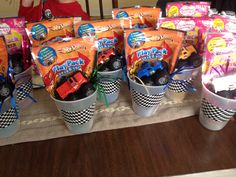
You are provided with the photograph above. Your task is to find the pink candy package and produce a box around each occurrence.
[166,1,210,17]
[158,17,213,48]
[212,16,236,33]
[0,17,31,71]
[202,32,236,84]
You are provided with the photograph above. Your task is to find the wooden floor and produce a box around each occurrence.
[0,116,236,177]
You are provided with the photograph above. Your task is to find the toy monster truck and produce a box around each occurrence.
[98,48,124,72]
[55,72,95,101]
[136,60,169,86]
[177,45,203,68]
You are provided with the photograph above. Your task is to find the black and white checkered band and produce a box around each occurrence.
[0,107,18,128]
[16,79,33,101]
[168,80,192,93]
[201,98,236,122]
[131,89,165,108]
[98,80,121,95]
[61,103,96,125]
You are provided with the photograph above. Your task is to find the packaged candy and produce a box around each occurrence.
[31,38,97,99]
[166,1,210,17]
[0,17,31,72]
[0,37,8,79]
[212,16,236,33]
[158,17,213,48]
[113,6,161,28]
[202,32,236,85]
[26,17,77,47]
[74,19,125,71]
[125,28,184,81]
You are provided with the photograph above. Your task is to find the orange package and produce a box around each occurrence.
[74,19,124,59]
[112,6,161,28]
[124,28,184,76]
[0,37,8,79]
[26,17,79,47]
[31,38,97,96]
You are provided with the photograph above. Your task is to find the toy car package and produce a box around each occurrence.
[0,17,31,71]
[26,17,78,47]
[166,1,210,17]
[74,19,124,68]
[31,37,97,97]
[202,32,236,84]
[0,37,8,79]
[158,17,213,48]
[112,6,161,28]
[124,28,185,77]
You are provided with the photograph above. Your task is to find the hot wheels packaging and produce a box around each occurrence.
[112,6,161,28]
[166,1,211,17]
[26,17,78,47]
[0,17,31,72]
[31,38,97,99]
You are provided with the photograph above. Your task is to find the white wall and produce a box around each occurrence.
[0,0,157,18]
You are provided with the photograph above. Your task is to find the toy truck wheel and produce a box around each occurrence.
[98,63,109,72]
[64,91,81,101]
[11,54,23,75]
[161,60,169,71]
[188,53,203,68]
[108,55,122,71]
[0,83,12,99]
[79,82,95,98]
[138,76,154,86]
[153,70,169,86]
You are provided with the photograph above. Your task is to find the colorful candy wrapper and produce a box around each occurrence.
[0,37,8,79]
[31,38,97,97]
[125,28,184,75]
[0,17,31,71]
[212,16,236,33]
[113,6,161,28]
[26,17,78,47]
[166,1,211,17]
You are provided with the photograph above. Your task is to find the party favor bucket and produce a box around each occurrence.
[199,83,236,131]
[15,67,34,109]
[52,89,97,134]
[0,91,19,138]
[98,69,122,104]
[128,74,166,117]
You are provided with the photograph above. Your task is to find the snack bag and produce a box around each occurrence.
[166,1,210,17]
[0,17,31,71]
[0,37,8,79]
[125,28,184,77]
[31,38,97,97]
[74,19,124,66]
[212,16,236,33]
[26,17,77,47]
[158,17,213,47]
[202,32,236,84]
[113,6,161,28]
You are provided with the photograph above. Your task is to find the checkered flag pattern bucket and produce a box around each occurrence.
[168,80,193,93]
[16,79,33,101]
[98,80,121,95]
[201,98,236,122]
[131,89,165,108]
[0,106,18,129]
[61,103,96,125]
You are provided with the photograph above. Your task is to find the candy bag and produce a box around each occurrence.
[26,17,78,47]
[212,16,236,33]
[31,37,97,98]
[166,1,210,17]
[0,37,8,79]
[113,6,161,28]
[125,28,184,76]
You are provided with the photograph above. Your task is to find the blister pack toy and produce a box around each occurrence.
[26,17,78,47]
[125,28,184,86]
[112,6,161,28]
[202,32,236,99]
[0,17,31,73]
[31,38,97,100]
[74,19,125,72]
[166,1,210,17]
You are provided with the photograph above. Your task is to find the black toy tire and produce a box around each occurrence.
[108,55,122,71]
[139,76,154,86]
[79,82,95,98]
[153,70,170,86]
[0,83,12,99]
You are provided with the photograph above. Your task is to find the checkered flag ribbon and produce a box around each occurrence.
[168,79,193,93]
[131,89,165,108]
[98,80,121,95]
[61,103,96,125]
[0,106,19,129]
[201,98,236,122]
[16,79,33,101]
